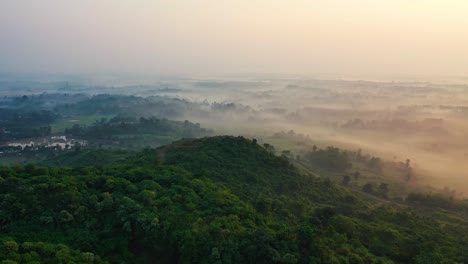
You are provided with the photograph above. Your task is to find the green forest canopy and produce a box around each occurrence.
[0,136,467,263]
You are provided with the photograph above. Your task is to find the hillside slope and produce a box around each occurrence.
[159,136,347,204]
[0,136,466,263]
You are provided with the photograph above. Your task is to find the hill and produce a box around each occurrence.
[158,136,347,204]
[0,136,467,263]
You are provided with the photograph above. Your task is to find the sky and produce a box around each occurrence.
[1,0,468,77]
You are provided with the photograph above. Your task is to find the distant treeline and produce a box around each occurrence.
[65,116,213,148]
[0,109,56,142]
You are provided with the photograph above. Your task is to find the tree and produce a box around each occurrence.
[362,183,374,193]
[405,159,411,169]
[378,183,389,198]
[342,175,351,186]
[281,150,291,158]
[356,148,363,160]
[353,171,360,180]
[308,146,351,172]
[74,142,81,152]
[263,143,275,154]
[367,157,383,173]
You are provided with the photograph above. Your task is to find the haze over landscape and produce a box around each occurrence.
[2,0,468,77]
[1,1,468,263]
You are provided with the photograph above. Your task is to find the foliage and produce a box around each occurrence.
[41,149,133,167]
[0,136,467,263]
[0,238,107,264]
[303,147,352,172]
[0,109,56,142]
[65,116,212,149]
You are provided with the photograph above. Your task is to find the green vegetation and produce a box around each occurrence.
[1,93,216,166]
[0,109,56,142]
[0,238,106,264]
[51,114,115,133]
[1,136,466,263]
[286,144,427,200]
[303,146,352,172]
[41,148,133,167]
[65,116,213,149]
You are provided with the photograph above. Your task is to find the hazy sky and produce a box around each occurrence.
[1,0,468,77]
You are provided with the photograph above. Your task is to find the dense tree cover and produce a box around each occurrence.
[0,94,88,112]
[1,163,261,263]
[406,192,468,213]
[160,136,315,202]
[0,110,56,127]
[55,95,154,116]
[65,116,213,149]
[41,148,133,167]
[349,149,384,174]
[0,136,467,263]
[0,109,56,142]
[159,137,468,263]
[0,93,250,151]
[0,238,107,264]
[0,144,87,166]
[0,108,213,166]
[54,94,205,120]
[302,147,352,172]
[2,93,256,126]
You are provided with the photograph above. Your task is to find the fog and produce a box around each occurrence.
[2,73,467,194]
[2,2,468,262]
[166,77,468,195]
[155,77,468,195]
[1,1,468,193]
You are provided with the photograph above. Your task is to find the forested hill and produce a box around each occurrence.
[0,136,467,263]
[158,136,344,203]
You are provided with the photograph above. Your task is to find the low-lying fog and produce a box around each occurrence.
[2,74,468,194]
[223,78,468,195]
